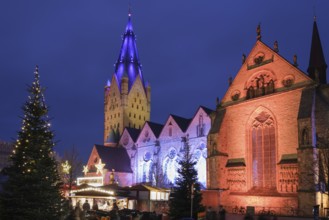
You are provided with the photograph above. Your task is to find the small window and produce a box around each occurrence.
[139,99,141,104]
[129,113,131,117]
[118,113,120,117]
[139,115,141,120]
[169,127,172,136]
[134,114,136,118]
[137,105,139,109]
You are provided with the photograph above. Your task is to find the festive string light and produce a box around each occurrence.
[71,187,114,196]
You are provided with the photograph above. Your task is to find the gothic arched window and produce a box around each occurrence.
[251,111,277,190]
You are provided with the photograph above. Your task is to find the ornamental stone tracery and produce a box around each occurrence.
[279,165,298,193]
[246,72,276,99]
[250,110,277,191]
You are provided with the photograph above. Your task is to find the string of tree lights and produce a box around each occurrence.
[0,66,65,219]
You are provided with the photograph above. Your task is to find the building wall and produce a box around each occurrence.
[129,108,211,188]
[104,75,150,143]
[204,40,325,215]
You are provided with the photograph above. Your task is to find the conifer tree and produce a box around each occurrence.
[0,66,64,219]
[169,136,204,219]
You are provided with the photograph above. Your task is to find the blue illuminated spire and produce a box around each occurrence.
[114,12,144,90]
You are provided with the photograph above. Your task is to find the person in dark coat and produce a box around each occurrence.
[82,200,91,212]
[218,205,226,220]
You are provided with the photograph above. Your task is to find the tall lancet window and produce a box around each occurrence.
[251,111,276,190]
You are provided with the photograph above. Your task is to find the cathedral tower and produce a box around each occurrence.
[104,13,151,145]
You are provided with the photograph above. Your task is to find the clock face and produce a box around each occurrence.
[123,135,129,146]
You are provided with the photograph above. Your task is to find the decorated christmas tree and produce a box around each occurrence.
[0,66,64,219]
[169,136,204,219]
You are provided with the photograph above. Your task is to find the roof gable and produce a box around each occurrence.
[128,74,147,97]
[186,106,213,137]
[94,145,132,173]
[119,128,138,148]
[86,146,101,170]
[221,40,314,105]
[136,122,157,144]
[159,115,191,139]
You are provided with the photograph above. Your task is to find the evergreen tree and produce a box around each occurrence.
[0,66,64,219]
[169,136,204,219]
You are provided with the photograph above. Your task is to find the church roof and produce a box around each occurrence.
[94,145,132,173]
[113,14,144,91]
[125,127,141,142]
[209,109,226,134]
[170,115,191,132]
[307,19,327,84]
[298,87,315,119]
[146,121,164,138]
[199,106,214,115]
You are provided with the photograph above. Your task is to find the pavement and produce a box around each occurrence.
[223,213,314,220]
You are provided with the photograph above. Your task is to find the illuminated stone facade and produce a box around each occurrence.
[103,14,150,144]
[85,14,212,190]
[121,107,212,188]
[205,21,329,216]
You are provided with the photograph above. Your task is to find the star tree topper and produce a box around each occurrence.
[95,159,105,175]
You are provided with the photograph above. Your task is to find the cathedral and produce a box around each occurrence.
[82,13,329,217]
[83,13,211,189]
[205,21,329,216]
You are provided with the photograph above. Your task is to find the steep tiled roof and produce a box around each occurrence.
[113,14,145,91]
[200,106,214,115]
[171,115,191,132]
[209,109,226,134]
[95,145,132,173]
[307,20,327,84]
[298,87,315,119]
[125,127,141,142]
[147,121,163,138]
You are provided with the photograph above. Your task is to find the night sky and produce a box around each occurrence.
[1,1,329,164]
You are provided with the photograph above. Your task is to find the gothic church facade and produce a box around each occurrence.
[205,21,329,216]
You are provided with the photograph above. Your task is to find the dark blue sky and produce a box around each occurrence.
[1,1,328,163]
